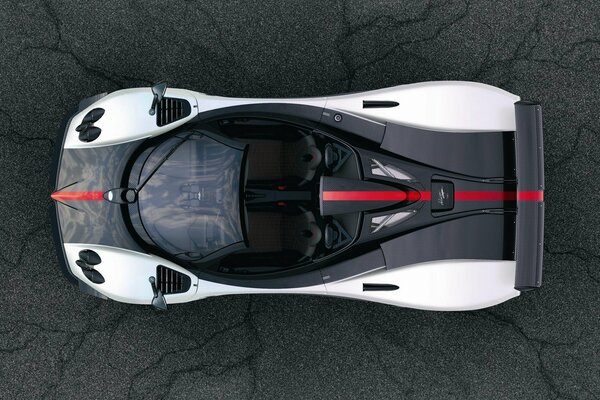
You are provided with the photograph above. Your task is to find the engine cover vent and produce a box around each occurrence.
[156,97,191,127]
[156,265,191,294]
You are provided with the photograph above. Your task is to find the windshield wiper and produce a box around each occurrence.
[136,134,191,192]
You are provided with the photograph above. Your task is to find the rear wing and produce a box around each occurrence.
[514,101,545,291]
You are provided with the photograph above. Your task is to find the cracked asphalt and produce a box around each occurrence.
[1,0,599,399]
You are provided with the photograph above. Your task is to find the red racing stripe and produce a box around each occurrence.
[455,191,516,201]
[323,191,408,201]
[516,191,544,201]
[454,191,544,201]
[322,190,543,202]
[51,191,105,201]
[416,191,430,201]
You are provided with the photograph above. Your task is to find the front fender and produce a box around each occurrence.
[63,88,198,149]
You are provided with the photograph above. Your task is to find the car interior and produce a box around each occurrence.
[127,117,363,275]
[213,117,361,273]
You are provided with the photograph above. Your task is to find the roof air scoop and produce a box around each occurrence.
[370,211,416,233]
[324,143,352,173]
[370,159,414,181]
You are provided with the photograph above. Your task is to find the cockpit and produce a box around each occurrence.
[126,118,362,275]
[130,132,247,262]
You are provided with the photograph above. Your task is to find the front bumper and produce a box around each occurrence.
[49,93,107,289]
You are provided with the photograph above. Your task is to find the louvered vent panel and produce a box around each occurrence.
[156,97,191,126]
[156,265,191,294]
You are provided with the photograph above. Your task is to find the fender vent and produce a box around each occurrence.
[156,97,191,127]
[363,100,399,108]
[363,283,399,291]
[156,265,191,294]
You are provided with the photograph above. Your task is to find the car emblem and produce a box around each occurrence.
[438,187,448,206]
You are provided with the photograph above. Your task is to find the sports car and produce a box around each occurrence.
[50,81,544,311]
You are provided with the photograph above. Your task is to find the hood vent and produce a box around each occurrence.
[156,97,191,127]
[156,265,191,294]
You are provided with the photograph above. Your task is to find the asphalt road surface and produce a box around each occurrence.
[1,1,599,399]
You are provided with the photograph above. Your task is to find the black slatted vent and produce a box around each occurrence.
[156,97,191,127]
[156,265,191,294]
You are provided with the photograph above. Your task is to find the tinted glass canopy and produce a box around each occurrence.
[137,132,246,260]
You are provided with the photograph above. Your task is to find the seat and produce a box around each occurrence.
[245,135,322,183]
[245,210,322,258]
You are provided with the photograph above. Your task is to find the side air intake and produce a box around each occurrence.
[156,265,191,294]
[156,98,191,127]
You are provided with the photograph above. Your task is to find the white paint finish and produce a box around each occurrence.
[64,81,518,149]
[63,244,519,310]
[64,88,199,149]
[195,279,327,299]
[191,82,519,133]
[63,244,198,305]
[324,81,520,132]
[64,90,327,149]
[323,260,520,311]
[192,260,518,311]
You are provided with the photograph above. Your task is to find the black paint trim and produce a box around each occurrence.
[320,249,385,283]
[320,109,386,143]
[362,100,399,108]
[363,283,399,291]
[514,202,544,290]
[194,103,387,145]
[380,213,515,270]
[514,101,544,192]
[194,103,325,124]
[196,269,325,289]
[514,101,544,290]
[381,123,515,178]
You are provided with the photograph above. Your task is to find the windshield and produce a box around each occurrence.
[135,131,246,261]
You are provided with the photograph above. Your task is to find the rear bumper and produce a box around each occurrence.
[514,101,545,291]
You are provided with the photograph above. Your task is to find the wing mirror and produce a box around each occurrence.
[148,82,168,115]
[149,276,167,311]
